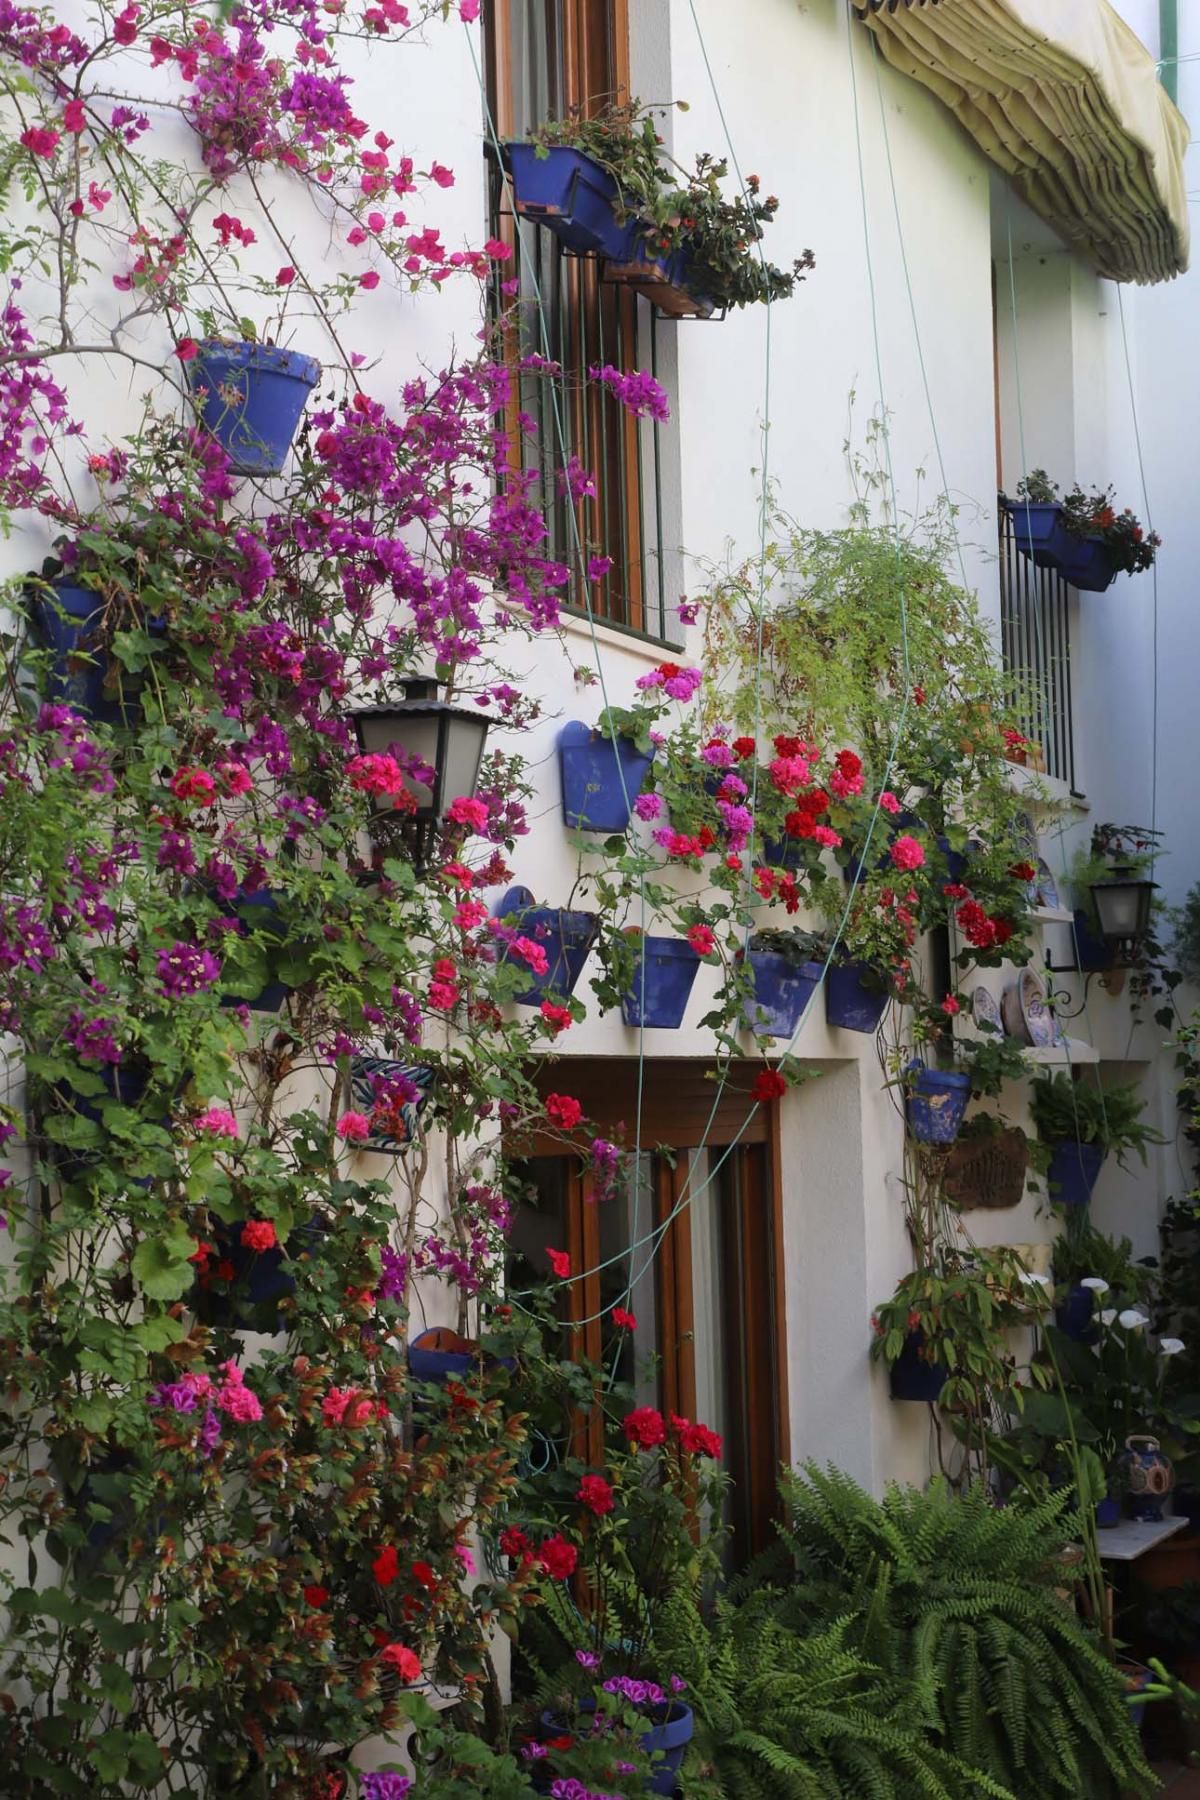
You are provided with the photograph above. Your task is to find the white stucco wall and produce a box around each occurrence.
[7,0,1189,1511]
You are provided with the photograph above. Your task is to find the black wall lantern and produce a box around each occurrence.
[1089,862,1157,961]
[352,678,491,869]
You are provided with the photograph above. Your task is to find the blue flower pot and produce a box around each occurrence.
[1122,1660,1153,1729]
[1070,909,1115,973]
[889,1331,948,1402]
[198,1217,325,1332]
[762,832,805,869]
[905,1066,970,1145]
[622,935,701,1029]
[558,720,655,832]
[1055,1282,1098,1344]
[1117,1435,1175,1523]
[29,580,151,725]
[1046,1139,1106,1208]
[607,238,715,318]
[743,950,822,1039]
[188,340,319,475]
[540,1698,693,1797]
[825,961,889,1034]
[506,145,640,259]
[1096,1494,1122,1529]
[1061,535,1120,593]
[495,886,599,1005]
[1006,500,1071,569]
[218,887,292,1013]
[408,1327,514,1384]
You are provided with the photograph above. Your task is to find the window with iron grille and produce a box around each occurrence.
[483,0,674,641]
[998,501,1077,790]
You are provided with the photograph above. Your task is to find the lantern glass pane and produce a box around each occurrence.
[1093,882,1140,939]
[442,713,489,808]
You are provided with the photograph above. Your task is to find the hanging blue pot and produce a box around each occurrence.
[506,144,641,260]
[28,580,150,726]
[495,886,599,1005]
[622,935,701,1029]
[1005,500,1072,569]
[217,887,293,1013]
[1046,1138,1106,1208]
[608,239,715,318]
[188,340,320,475]
[1061,535,1120,593]
[743,950,822,1039]
[905,1065,970,1145]
[558,720,655,832]
[540,1698,693,1798]
[1054,1282,1098,1343]
[1069,908,1115,972]
[825,960,889,1034]
[408,1326,514,1384]
[197,1216,326,1332]
[889,1331,948,1402]
[762,832,805,870]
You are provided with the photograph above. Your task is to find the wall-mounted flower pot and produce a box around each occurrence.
[762,832,805,870]
[348,1054,433,1152]
[942,1126,1029,1211]
[621,935,700,1029]
[606,240,715,319]
[558,720,655,832]
[1005,499,1071,569]
[1120,1660,1154,1729]
[1071,908,1116,972]
[51,1060,161,1180]
[905,1066,970,1145]
[743,949,822,1039]
[1054,1282,1098,1344]
[407,1326,514,1384]
[29,581,141,726]
[825,960,889,1034]
[194,1217,326,1333]
[889,1331,948,1402]
[496,886,599,1005]
[217,887,292,1013]
[1061,535,1120,593]
[1046,1138,1106,1208]
[505,144,639,259]
[188,340,320,475]
[1095,1494,1122,1529]
[540,1698,693,1798]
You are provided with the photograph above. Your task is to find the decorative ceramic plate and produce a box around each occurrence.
[349,1055,433,1152]
[1017,969,1057,1048]
[1035,858,1059,910]
[972,985,1003,1036]
[1000,981,1028,1044]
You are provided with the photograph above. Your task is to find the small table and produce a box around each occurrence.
[1097,1515,1190,1563]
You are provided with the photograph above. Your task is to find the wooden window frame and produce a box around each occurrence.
[483,0,656,636]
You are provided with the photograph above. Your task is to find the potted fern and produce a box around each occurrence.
[1031,1073,1163,1208]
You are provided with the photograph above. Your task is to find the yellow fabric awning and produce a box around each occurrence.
[856,0,1190,283]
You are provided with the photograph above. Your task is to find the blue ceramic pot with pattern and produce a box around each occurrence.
[1116,1434,1175,1523]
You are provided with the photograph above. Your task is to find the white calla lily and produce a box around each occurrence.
[1079,1277,1109,1293]
[1159,1337,1186,1356]
[1099,1309,1118,1327]
[1117,1308,1150,1330]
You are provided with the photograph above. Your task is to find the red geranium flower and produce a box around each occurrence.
[499,1526,532,1561]
[303,1584,329,1608]
[373,1544,399,1587]
[380,1642,421,1682]
[545,1093,583,1131]
[751,1069,787,1103]
[623,1406,666,1449]
[547,1247,570,1279]
[538,1534,578,1580]
[577,1473,615,1516]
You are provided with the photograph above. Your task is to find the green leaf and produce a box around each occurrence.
[131,1315,186,1352]
[98,1661,135,1712]
[131,1220,196,1300]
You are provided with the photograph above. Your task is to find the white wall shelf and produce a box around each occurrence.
[1023,1037,1101,1066]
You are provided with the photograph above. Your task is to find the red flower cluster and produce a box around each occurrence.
[576,1473,614,1516]
[751,1068,788,1103]
[537,1534,577,1580]
[955,898,1014,951]
[545,1092,583,1130]
[671,1414,723,1459]
[623,1406,666,1449]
